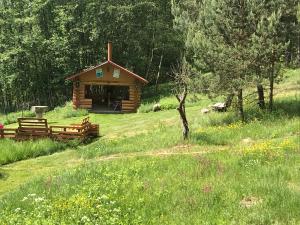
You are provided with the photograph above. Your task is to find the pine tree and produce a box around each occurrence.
[172,0,292,118]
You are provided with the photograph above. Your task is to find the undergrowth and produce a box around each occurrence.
[0,139,79,165]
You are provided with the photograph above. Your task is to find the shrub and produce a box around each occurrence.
[49,102,88,119]
[0,111,35,125]
[0,139,78,165]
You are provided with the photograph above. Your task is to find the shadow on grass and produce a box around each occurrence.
[0,171,8,181]
[47,122,59,125]
[190,132,228,146]
[273,98,300,117]
[207,97,300,127]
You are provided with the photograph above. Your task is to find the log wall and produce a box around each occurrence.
[72,64,143,113]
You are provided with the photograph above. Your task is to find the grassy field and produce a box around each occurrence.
[0,68,299,224]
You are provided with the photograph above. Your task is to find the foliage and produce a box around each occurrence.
[172,0,299,119]
[138,94,210,113]
[0,0,183,113]
[0,111,35,125]
[48,102,88,119]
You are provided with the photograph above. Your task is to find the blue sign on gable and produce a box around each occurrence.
[96,69,103,78]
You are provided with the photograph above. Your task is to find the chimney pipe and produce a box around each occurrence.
[108,42,112,61]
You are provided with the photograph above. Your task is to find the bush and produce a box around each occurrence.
[0,111,35,125]
[49,102,88,119]
[0,139,79,165]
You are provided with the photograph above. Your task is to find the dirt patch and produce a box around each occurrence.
[162,144,197,153]
[241,138,254,145]
[240,196,263,208]
[202,184,213,193]
[196,155,213,167]
[216,162,225,175]
[0,171,8,180]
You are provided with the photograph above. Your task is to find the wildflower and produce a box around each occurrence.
[14,208,21,213]
[100,194,109,200]
[28,194,36,197]
[81,216,90,222]
[34,197,45,202]
[21,197,28,202]
[113,208,121,213]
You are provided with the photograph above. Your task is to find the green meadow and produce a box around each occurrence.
[0,69,299,224]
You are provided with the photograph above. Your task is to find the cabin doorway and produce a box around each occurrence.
[85,85,129,112]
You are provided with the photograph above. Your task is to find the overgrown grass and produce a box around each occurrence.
[0,139,78,165]
[0,102,88,127]
[139,82,221,113]
[82,124,182,158]
[0,146,299,224]
[190,101,300,146]
[0,69,299,224]
[46,102,88,120]
[0,111,35,125]
[138,94,219,113]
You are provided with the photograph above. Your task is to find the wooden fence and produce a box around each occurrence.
[0,117,99,141]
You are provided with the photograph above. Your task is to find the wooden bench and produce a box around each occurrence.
[0,128,17,139]
[0,117,99,141]
[71,117,99,137]
[16,118,50,140]
[50,117,99,141]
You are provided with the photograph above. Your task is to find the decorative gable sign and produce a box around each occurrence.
[113,69,120,78]
[96,68,103,78]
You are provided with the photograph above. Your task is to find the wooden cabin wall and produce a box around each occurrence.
[121,85,137,112]
[79,64,135,84]
[72,82,80,108]
[73,64,143,112]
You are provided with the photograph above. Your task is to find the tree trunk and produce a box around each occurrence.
[176,86,189,140]
[155,54,163,93]
[225,93,234,109]
[237,89,244,121]
[269,61,275,111]
[145,48,156,80]
[257,84,265,109]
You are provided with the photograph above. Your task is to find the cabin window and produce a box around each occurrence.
[113,69,120,78]
[96,68,103,78]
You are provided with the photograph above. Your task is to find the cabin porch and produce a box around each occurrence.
[73,82,141,113]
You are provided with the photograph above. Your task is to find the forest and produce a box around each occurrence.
[0,0,299,114]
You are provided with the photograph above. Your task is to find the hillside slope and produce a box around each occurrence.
[0,69,299,224]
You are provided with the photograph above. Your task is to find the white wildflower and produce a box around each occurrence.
[81,216,90,222]
[21,197,28,202]
[34,197,45,202]
[14,208,21,213]
[28,194,36,197]
[100,194,109,200]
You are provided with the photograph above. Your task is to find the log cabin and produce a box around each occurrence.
[66,42,148,113]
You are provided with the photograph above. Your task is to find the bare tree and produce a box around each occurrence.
[172,59,190,140]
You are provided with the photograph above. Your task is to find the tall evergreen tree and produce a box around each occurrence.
[172,0,293,118]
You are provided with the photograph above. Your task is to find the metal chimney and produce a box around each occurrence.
[108,42,112,61]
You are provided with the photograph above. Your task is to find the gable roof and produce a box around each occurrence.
[66,60,148,84]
